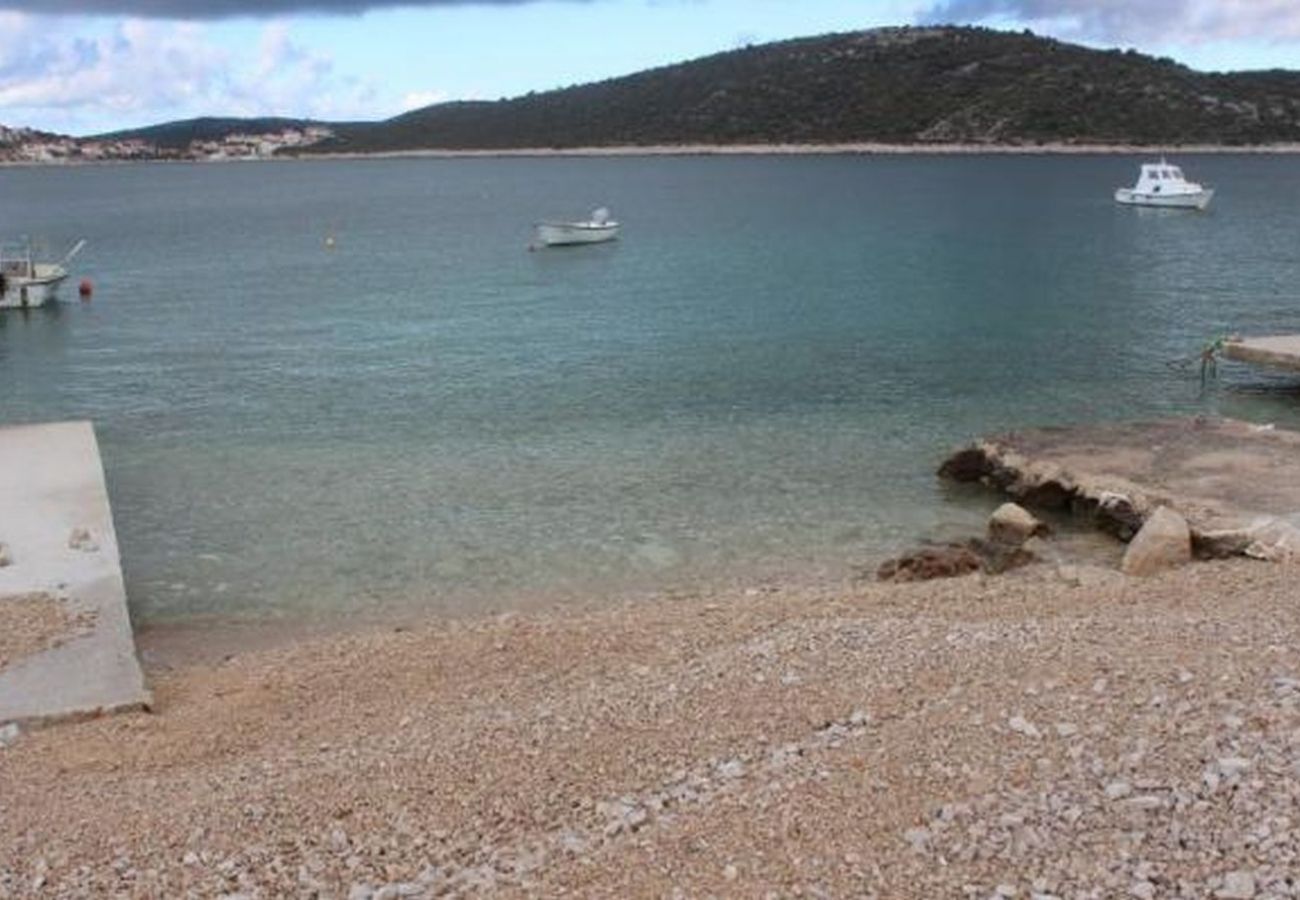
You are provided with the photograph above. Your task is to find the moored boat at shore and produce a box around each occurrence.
[0,239,85,309]
[533,208,620,247]
[1114,160,1213,210]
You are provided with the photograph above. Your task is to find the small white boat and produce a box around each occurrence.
[533,208,620,247]
[1114,160,1213,210]
[0,239,84,309]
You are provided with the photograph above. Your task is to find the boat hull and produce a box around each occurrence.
[0,269,67,309]
[1114,187,1214,210]
[534,222,620,247]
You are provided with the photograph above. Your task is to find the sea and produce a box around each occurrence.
[3,153,1300,625]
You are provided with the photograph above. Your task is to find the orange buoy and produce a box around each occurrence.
[78,278,94,299]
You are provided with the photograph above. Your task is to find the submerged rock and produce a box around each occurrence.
[877,536,1040,582]
[1121,507,1192,577]
[877,545,982,582]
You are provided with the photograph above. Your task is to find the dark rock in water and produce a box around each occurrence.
[937,447,993,483]
[1019,481,1072,511]
[877,545,982,582]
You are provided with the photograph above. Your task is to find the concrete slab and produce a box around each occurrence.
[940,417,1300,560]
[1223,335,1300,373]
[0,422,148,725]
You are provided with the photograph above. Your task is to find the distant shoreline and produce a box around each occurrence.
[298,141,1300,160]
[6,141,1300,168]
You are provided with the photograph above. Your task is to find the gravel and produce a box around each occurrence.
[0,592,93,674]
[3,560,1300,896]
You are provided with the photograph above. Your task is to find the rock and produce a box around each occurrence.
[1121,507,1192,576]
[967,537,1038,575]
[0,542,10,567]
[1196,527,1257,559]
[877,544,982,582]
[1200,518,1300,561]
[989,502,1048,544]
[0,723,20,748]
[1094,491,1145,541]
[1216,872,1257,899]
[937,446,994,482]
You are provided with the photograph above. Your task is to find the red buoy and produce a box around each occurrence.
[79,279,93,300]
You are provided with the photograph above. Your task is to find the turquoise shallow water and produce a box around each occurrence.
[3,154,1300,623]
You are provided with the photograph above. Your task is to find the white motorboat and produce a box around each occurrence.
[1114,160,1213,210]
[0,239,84,309]
[533,208,620,247]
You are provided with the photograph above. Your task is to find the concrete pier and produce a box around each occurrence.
[1223,335,1300,373]
[0,422,148,725]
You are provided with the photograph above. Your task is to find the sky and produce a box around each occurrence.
[0,0,1298,136]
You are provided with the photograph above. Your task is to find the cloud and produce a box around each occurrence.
[0,15,385,132]
[0,0,560,19]
[400,88,449,110]
[921,0,1300,44]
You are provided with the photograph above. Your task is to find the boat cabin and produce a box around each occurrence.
[1133,162,1191,194]
[0,243,35,280]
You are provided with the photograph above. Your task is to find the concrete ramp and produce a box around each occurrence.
[1223,335,1300,373]
[0,422,148,725]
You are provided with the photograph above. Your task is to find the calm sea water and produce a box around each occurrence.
[3,154,1300,623]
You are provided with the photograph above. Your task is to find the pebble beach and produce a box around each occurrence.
[3,558,1300,898]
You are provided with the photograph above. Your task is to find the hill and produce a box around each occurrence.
[305,26,1300,153]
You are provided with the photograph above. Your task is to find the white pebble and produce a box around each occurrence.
[1008,715,1041,739]
[1216,871,1257,899]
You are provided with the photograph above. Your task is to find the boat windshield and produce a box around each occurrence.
[0,243,32,278]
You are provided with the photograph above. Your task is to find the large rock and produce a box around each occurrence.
[988,502,1047,544]
[1121,507,1192,576]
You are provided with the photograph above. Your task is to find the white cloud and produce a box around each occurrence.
[0,15,387,133]
[400,88,449,111]
[923,0,1300,44]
